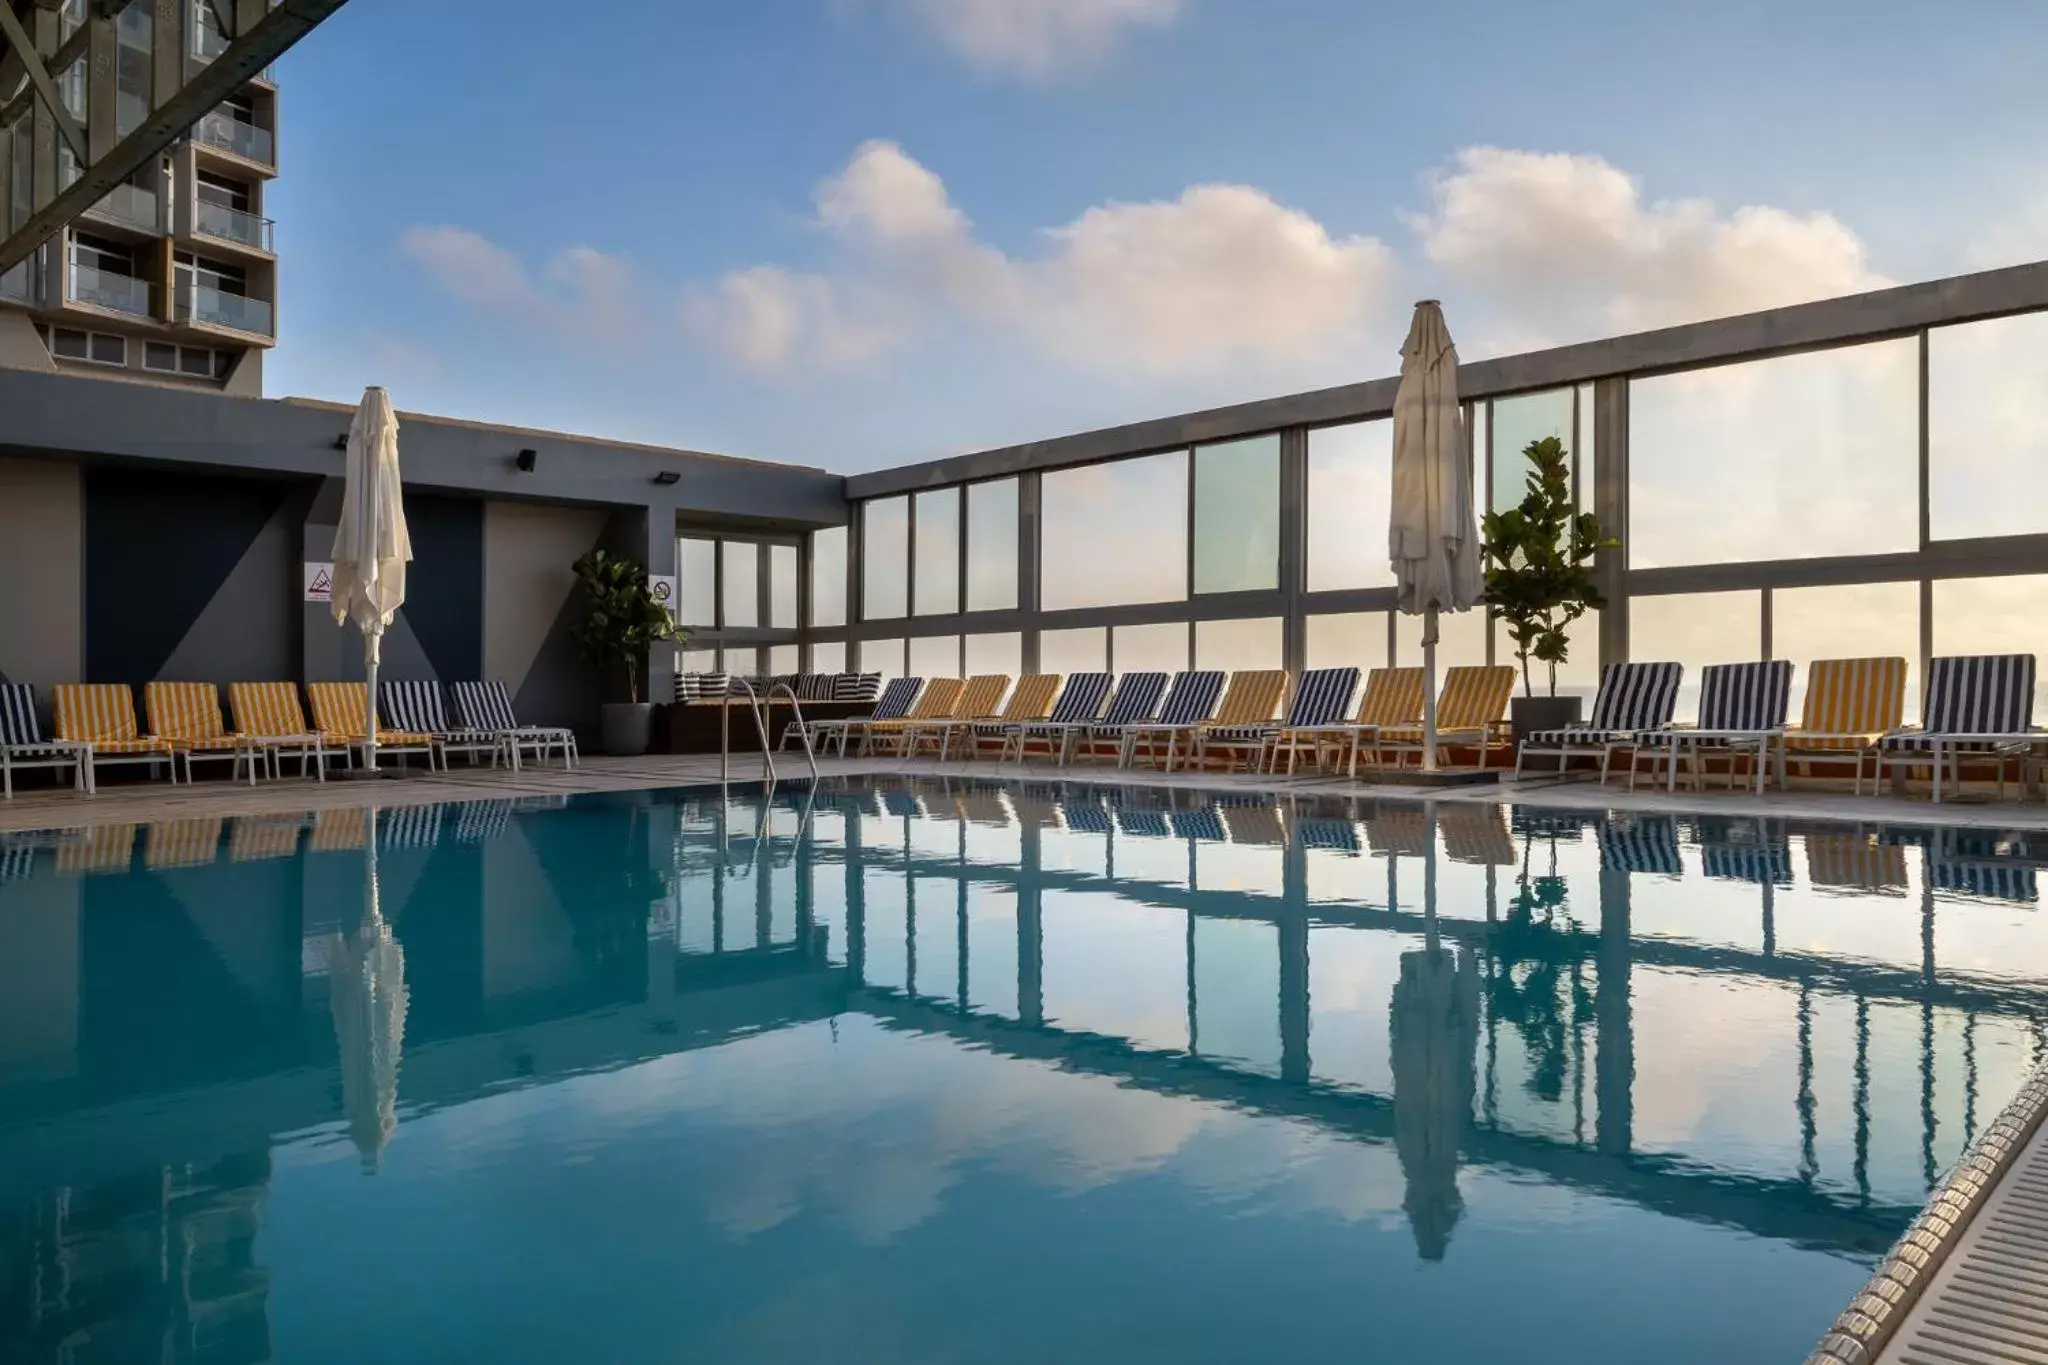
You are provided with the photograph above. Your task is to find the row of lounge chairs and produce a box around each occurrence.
[0,679,575,797]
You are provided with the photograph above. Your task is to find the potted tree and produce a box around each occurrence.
[1480,436,1614,746]
[570,549,689,756]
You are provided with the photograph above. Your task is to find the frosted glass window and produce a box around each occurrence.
[679,649,717,675]
[862,638,905,677]
[863,497,909,620]
[909,634,960,678]
[1394,609,1488,672]
[767,645,798,675]
[810,642,846,674]
[965,632,1022,676]
[1112,622,1188,674]
[1306,612,1388,673]
[1933,575,2048,721]
[1193,435,1280,594]
[1042,452,1187,610]
[1629,340,1918,568]
[1629,591,1761,722]
[1491,388,1573,514]
[1930,313,2048,541]
[722,542,758,628]
[810,526,847,628]
[1195,618,1282,673]
[724,647,759,677]
[1039,627,1107,676]
[966,479,1019,612]
[1772,582,1920,724]
[769,545,798,628]
[914,488,960,616]
[1306,421,1394,591]
[676,537,717,627]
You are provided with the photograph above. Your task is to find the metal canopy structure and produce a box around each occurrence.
[0,0,348,274]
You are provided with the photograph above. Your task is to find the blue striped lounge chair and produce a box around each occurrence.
[377,802,445,851]
[1925,827,2037,903]
[1632,660,1791,795]
[1059,790,1114,836]
[1007,671,1166,766]
[0,683,90,798]
[382,680,508,768]
[1515,661,1683,783]
[449,681,580,770]
[813,676,926,757]
[1876,654,2040,802]
[1119,671,1228,770]
[1691,816,1792,886]
[1598,814,1682,878]
[1206,667,1361,775]
[998,672,1116,764]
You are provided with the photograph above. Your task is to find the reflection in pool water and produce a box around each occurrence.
[0,782,2043,1363]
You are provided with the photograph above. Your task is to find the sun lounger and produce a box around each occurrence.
[1373,665,1517,771]
[997,672,1115,763]
[945,674,1064,759]
[1515,662,1683,782]
[804,676,925,756]
[1016,671,1168,766]
[0,682,89,797]
[145,681,262,786]
[1778,656,1907,790]
[383,680,510,768]
[897,674,1014,758]
[1875,653,2041,802]
[1258,666,1379,774]
[305,682,441,770]
[226,682,329,780]
[1119,671,1227,770]
[55,823,137,875]
[145,817,225,870]
[859,678,965,756]
[1272,666,1424,775]
[1181,670,1299,772]
[448,680,579,770]
[1632,660,1792,794]
[54,684,174,790]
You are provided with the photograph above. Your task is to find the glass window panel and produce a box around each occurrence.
[1629,340,1919,568]
[1042,452,1188,610]
[908,634,960,678]
[1195,617,1282,673]
[723,647,760,677]
[1629,591,1762,722]
[1930,313,2048,541]
[1578,382,1596,485]
[862,497,909,620]
[914,488,960,616]
[676,538,717,627]
[722,541,758,628]
[1193,435,1280,594]
[1039,627,1106,676]
[1933,575,2048,721]
[1491,388,1573,514]
[1773,582,1921,724]
[965,479,1019,612]
[768,544,798,628]
[1306,421,1394,591]
[766,645,798,675]
[1191,919,1281,1075]
[964,632,1021,676]
[1393,609,1488,671]
[1306,612,1388,672]
[810,526,848,627]
[861,638,905,677]
[679,648,717,675]
[810,641,846,674]
[1112,622,1188,674]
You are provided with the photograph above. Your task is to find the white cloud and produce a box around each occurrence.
[400,226,640,342]
[1410,147,1890,350]
[891,0,1181,79]
[689,139,1395,379]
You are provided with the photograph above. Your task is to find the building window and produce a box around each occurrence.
[142,341,231,379]
[144,341,179,372]
[49,327,127,367]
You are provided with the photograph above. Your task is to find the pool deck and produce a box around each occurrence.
[5,751,2048,833]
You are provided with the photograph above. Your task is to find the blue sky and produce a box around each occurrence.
[265,0,2048,472]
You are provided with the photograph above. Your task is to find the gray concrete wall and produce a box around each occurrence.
[0,456,81,690]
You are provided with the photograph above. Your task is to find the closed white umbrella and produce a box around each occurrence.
[330,387,410,772]
[330,807,408,1172]
[1390,302,1482,773]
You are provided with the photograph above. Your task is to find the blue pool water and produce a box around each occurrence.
[2,781,2046,1363]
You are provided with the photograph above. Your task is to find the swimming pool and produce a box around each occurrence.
[1,780,2044,1363]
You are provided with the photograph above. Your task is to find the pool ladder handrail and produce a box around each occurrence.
[717,679,821,788]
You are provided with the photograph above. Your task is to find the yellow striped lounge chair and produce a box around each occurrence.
[304,682,440,770]
[54,684,174,792]
[55,823,137,875]
[1152,670,1288,772]
[955,673,1064,759]
[899,674,1016,758]
[1804,829,1908,894]
[309,805,368,852]
[145,817,225,870]
[857,677,965,757]
[229,814,307,862]
[1779,657,1906,789]
[1440,803,1516,865]
[145,681,260,786]
[229,682,330,780]
[1374,666,1518,771]
[1264,667,1422,775]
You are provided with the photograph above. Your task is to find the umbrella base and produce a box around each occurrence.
[1352,767,1501,789]
[339,767,412,782]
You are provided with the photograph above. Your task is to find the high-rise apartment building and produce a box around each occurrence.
[0,0,279,395]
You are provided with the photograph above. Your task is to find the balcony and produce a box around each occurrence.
[188,22,275,83]
[194,110,274,167]
[68,265,154,318]
[82,183,160,234]
[178,283,272,338]
[193,200,274,253]
[0,262,34,306]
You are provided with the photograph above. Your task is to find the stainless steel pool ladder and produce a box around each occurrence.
[718,679,820,787]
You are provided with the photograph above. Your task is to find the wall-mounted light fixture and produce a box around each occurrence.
[514,448,538,473]
[651,470,681,486]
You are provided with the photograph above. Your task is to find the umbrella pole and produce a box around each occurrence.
[1424,800,1441,955]
[1422,607,1440,774]
[366,804,380,927]
[363,627,380,773]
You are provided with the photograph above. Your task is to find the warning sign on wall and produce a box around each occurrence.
[648,574,677,610]
[304,562,334,603]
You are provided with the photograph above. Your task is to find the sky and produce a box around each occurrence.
[263,0,2048,474]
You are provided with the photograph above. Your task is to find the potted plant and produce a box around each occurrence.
[1480,435,1615,746]
[570,549,690,756]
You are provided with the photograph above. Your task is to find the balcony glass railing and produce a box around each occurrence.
[193,199,274,252]
[69,264,154,317]
[0,261,33,306]
[83,183,159,233]
[194,110,274,166]
[192,24,229,62]
[180,283,272,337]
